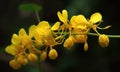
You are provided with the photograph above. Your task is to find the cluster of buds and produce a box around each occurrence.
[5,9,111,69]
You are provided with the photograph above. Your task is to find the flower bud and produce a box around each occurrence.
[63,35,75,49]
[17,55,28,65]
[28,53,38,62]
[48,49,58,60]
[75,35,87,43]
[9,59,21,70]
[40,51,47,61]
[84,42,88,51]
[98,34,109,47]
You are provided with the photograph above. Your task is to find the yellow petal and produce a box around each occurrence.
[57,11,64,23]
[70,16,77,27]
[51,22,60,30]
[70,15,87,27]
[19,28,27,37]
[90,12,102,23]
[29,25,37,38]
[37,21,50,29]
[5,45,16,55]
[62,10,68,21]
[76,15,88,23]
[36,21,51,36]
[57,10,68,24]
[11,34,20,44]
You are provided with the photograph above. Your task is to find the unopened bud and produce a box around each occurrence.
[28,53,38,62]
[48,49,58,60]
[9,59,21,70]
[84,42,88,51]
[40,51,47,61]
[17,55,28,65]
[63,35,75,49]
[75,35,87,43]
[98,34,109,47]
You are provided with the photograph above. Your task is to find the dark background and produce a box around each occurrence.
[0,0,120,72]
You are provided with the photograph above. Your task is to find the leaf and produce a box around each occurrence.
[19,3,42,12]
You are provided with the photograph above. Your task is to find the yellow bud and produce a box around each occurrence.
[9,59,21,70]
[63,35,75,49]
[84,42,88,51]
[28,53,38,62]
[40,51,47,61]
[75,35,87,43]
[48,49,58,60]
[45,36,56,46]
[98,34,109,47]
[17,55,28,65]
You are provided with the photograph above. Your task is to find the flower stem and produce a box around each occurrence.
[35,10,40,22]
[88,33,120,38]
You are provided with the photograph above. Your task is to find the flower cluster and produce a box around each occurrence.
[5,9,111,69]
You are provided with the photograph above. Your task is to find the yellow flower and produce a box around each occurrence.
[5,28,32,55]
[32,21,60,47]
[70,12,102,34]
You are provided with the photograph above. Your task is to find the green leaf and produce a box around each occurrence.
[19,3,42,12]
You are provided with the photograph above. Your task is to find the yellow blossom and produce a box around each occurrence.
[5,28,32,55]
[70,12,103,35]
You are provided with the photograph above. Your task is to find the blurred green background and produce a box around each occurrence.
[0,0,120,72]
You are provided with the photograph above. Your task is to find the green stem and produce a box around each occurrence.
[35,10,40,22]
[88,33,120,38]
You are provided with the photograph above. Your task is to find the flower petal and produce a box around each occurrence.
[70,15,87,28]
[19,28,27,37]
[37,21,50,29]
[51,22,60,30]
[11,34,20,44]
[76,15,88,23]
[62,10,68,21]
[57,10,68,24]
[90,12,102,23]
[5,45,16,55]
[29,25,37,38]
